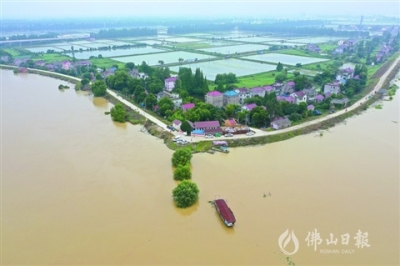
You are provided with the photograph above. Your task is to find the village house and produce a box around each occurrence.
[303,87,317,99]
[164,76,177,92]
[282,81,296,94]
[272,82,284,94]
[249,87,265,98]
[290,91,307,104]
[0,55,10,63]
[242,103,258,111]
[61,60,72,70]
[223,90,240,106]
[205,91,223,107]
[34,60,46,67]
[74,60,91,67]
[156,91,182,108]
[172,120,182,130]
[307,104,315,111]
[277,95,295,104]
[314,94,325,103]
[192,121,222,134]
[224,119,237,127]
[307,43,321,53]
[324,80,341,95]
[330,98,349,107]
[271,117,291,130]
[181,103,195,112]
[234,87,250,104]
[263,85,274,95]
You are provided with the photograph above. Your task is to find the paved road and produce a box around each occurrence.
[4,58,399,144]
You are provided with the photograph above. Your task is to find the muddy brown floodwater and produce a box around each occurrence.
[2,69,399,265]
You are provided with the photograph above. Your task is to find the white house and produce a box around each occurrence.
[324,81,341,95]
[290,91,307,105]
[172,120,182,130]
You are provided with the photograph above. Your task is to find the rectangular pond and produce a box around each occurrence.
[111,51,215,66]
[230,36,285,43]
[67,47,165,59]
[198,44,270,54]
[169,59,276,81]
[287,36,342,44]
[243,53,328,65]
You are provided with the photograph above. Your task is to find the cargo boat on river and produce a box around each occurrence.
[214,199,236,227]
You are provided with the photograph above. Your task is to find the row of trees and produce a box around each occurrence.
[171,149,199,208]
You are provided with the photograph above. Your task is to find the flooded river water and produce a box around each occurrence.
[2,70,399,265]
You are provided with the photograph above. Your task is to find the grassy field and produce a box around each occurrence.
[302,60,333,71]
[30,53,72,63]
[3,48,23,57]
[367,64,381,77]
[89,57,126,69]
[235,71,295,88]
[318,43,337,52]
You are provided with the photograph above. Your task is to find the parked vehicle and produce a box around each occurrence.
[313,110,322,115]
[205,134,214,138]
[246,131,255,136]
[225,133,233,137]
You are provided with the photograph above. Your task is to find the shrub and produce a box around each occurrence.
[110,103,126,122]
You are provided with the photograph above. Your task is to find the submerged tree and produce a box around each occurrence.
[172,180,199,208]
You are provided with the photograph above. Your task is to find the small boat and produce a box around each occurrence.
[214,199,236,227]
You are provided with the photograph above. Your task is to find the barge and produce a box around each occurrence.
[214,199,236,227]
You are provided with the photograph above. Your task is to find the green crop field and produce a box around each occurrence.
[30,53,73,63]
[3,48,23,56]
[89,57,126,69]
[318,43,338,52]
[235,71,295,88]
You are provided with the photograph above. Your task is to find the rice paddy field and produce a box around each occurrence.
[169,59,276,80]
[244,53,329,65]
[198,44,270,54]
[111,51,215,66]
[264,41,306,46]
[160,37,203,43]
[134,40,165,45]
[70,47,166,59]
[230,36,284,43]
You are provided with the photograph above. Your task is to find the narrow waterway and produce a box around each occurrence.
[2,70,399,265]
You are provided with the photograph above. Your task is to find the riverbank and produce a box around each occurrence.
[2,57,399,151]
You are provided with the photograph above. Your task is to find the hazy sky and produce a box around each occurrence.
[2,0,400,19]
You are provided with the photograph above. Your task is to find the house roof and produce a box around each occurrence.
[236,87,248,93]
[244,103,257,111]
[294,91,305,98]
[271,117,291,126]
[263,85,274,91]
[194,120,220,128]
[224,90,238,96]
[250,87,264,92]
[207,91,223,97]
[182,103,195,110]
[165,76,177,82]
[173,119,181,125]
[286,81,295,86]
[307,105,315,110]
[277,96,295,103]
[315,94,324,100]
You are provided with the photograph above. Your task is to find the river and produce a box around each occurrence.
[2,69,399,265]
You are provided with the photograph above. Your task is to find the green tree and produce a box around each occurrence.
[158,97,174,117]
[275,72,287,82]
[81,78,90,87]
[173,164,192,181]
[145,93,157,110]
[91,80,107,96]
[225,104,236,117]
[110,103,126,123]
[276,62,283,72]
[171,148,192,167]
[172,180,199,208]
[180,120,193,135]
[125,62,135,70]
